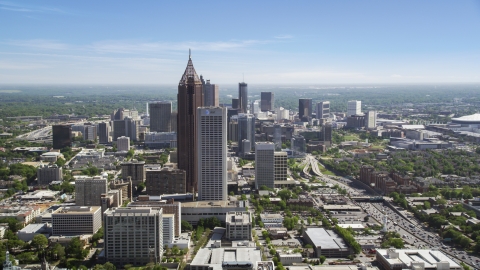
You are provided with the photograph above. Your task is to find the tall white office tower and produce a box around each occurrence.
[366,110,376,129]
[347,100,362,116]
[316,101,330,119]
[255,142,275,190]
[196,107,227,201]
[117,136,130,151]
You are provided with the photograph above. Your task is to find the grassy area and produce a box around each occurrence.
[320,166,336,176]
[343,135,359,141]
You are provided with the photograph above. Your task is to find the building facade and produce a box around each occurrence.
[149,101,172,132]
[197,107,227,201]
[237,113,255,154]
[299,98,313,122]
[201,77,219,107]
[37,164,62,185]
[274,152,287,182]
[226,211,252,240]
[121,160,145,186]
[366,110,377,129]
[177,54,204,195]
[51,206,102,236]
[98,122,110,143]
[260,92,274,112]
[316,101,330,119]
[347,100,361,116]
[238,82,248,113]
[52,125,72,149]
[116,136,130,151]
[75,177,108,206]
[104,207,163,266]
[145,166,186,195]
[255,142,275,189]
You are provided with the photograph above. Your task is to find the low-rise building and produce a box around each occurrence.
[226,211,252,240]
[260,213,284,227]
[17,223,52,242]
[51,206,102,236]
[181,201,247,226]
[0,206,41,226]
[302,228,352,257]
[145,166,186,195]
[376,248,461,270]
[278,253,302,266]
[37,164,62,185]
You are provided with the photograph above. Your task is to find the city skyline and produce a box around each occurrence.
[1,1,479,84]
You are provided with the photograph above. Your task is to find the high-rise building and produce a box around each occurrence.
[149,101,172,132]
[299,98,313,122]
[238,82,248,113]
[170,111,178,133]
[261,92,274,112]
[163,214,175,244]
[75,176,108,206]
[121,160,145,186]
[197,107,227,201]
[104,207,163,266]
[116,136,130,151]
[274,152,287,182]
[98,122,110,143]
[366,110,377,129]
[177,53,204,195]
[52,125,72,149]
[316,101,330,119]
[145,167,186,195]
[273,124,282,150]
[196,107,227,201]
[113,117,141,141]
[226,211,252,240]
[277,107,290,121]
[201,76,219,107]
[291,135,306,157]
[347,100,362,116]
[237,113,255,154]
[37,164,62,185]
[232,98,239,110]
[255,142,275,189]
[251,100,260,115]
[83,124,97,141]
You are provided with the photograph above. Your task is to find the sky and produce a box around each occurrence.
[1,1,480,84]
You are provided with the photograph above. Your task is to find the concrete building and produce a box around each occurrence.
[110,179,133,202]
[163,213,175,245]
[238,82,248,113]
[347,100,361,116]
[0,206,41,226]
[316,101,330,119]
[291,135,306,157]
[129,195,181,236]
[37,164,62,185]
[197,107,227,201]
[145,166,186,195]
[116,136,130,151]
[104,207,163,266]
[259,213,283,227]
[149,101,172,132]
[181,200,246,226]
[121,160,145,186]
[51,206,102,236]
[274,152,287,182]
[144,132,177,149]
[302,228,351,257]
[366,110,376,129]
[376,248,461,270]
[202,77,219,107]
[261,92,274,112]
[226,211,252,240]
[255,142,275,189]
[113,117,141,141]
[75,176,108,206]
[237,113,255,154]
[83,124,97,141]
[98,122,110,143]
[17,223,52,242]
[299,98,313,122]
[347,115,366,128]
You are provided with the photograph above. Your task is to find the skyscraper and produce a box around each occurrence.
[255,142,275,189]
[237,113,255,154]
[366,110,376,129]
[52,125,72,149]
[299,98,313,122]
[149,101,172,132]
[197,107,227,201]
[201,76,219,107]
[98,122,110,143]
[347,100,362,116]
[316,101,330,119]
[75,176,108,206]
[238,82,248,113]
[261,92,274,112]
[177,53,204,194]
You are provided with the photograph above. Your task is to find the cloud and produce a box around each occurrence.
[0,1,65,13]
[274,35,293,39]
[4,39,70,50]
[0,61,49,70]
[88,40,269,54]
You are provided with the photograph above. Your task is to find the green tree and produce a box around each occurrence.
[319,255,326,264]
[181,220,193,231]
[66,237,85,259]
[31,234,48,253]
[104,262,116,270]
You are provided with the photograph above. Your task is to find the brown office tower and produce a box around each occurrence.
[177,52,203,194]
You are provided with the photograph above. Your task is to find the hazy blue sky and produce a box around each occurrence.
[1,1,480,84]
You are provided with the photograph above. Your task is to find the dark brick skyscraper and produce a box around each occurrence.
[177,52,203,194]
